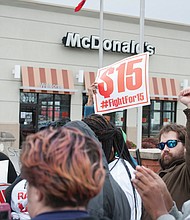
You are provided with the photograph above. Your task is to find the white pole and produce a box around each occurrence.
[139,0,145,53]
[99,0,104,68]
[137,0,145,149]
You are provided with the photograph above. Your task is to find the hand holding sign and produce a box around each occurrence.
[94,53,150,114]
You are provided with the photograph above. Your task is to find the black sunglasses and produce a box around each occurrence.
[157,140,181,150]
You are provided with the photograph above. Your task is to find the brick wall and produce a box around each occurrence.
[129,148,161,173]
[141,159,160,172]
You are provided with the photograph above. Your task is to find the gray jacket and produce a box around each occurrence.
[65,121,131,220]
[157,200,190,220]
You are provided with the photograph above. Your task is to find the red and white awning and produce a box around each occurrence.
[20,66,77,94]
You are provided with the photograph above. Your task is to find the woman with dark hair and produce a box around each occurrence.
[82,114,142,220]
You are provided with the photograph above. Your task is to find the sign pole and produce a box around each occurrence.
[99,0,103,68]
[137,0,145,149]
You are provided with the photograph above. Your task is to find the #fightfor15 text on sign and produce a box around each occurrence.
[94,53,150,114]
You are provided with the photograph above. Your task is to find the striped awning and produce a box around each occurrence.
[149,77,180,101]
[20,66,77,94]
[84,71,180,101]
[84,71,97,93]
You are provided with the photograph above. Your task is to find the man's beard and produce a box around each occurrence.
[161,151,184,169]
[161,153,173,169]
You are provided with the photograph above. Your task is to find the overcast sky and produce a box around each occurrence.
[37,0,190,25]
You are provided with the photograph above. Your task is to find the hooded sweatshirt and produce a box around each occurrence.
[65,121,131,220]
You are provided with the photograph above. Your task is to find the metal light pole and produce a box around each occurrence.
[137,0,145,149]
[99,0,104,68]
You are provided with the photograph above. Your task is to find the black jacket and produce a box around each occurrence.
[5,175,22,205]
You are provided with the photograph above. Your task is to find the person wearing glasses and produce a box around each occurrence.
[156,87,190,211]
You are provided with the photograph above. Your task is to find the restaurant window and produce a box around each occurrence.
[142,100,177,137]
[38,94,70,128]
[20,92,71,146]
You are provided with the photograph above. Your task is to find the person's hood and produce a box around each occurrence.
[158,158,185,176]
[64,120,109,171]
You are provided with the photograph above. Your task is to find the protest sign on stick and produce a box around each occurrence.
[94,53,150,114]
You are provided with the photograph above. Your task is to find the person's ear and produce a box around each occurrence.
[33,187,43,202]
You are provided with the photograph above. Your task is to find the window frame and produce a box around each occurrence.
[142,100,177,137]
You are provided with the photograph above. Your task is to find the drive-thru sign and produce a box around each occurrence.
[94,53,150,114]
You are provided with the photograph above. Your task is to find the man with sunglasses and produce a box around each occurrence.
[157,87,190,211]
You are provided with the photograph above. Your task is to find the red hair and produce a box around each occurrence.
[20,127,105,208]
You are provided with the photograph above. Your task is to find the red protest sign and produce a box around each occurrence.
[94,53,150,114]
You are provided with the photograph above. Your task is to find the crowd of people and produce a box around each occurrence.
[0,86,190,220]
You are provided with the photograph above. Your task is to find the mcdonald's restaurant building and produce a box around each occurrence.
[1,0,190,148]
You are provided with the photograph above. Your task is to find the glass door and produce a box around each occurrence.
[20,105,37,146]
[20,92,38,147]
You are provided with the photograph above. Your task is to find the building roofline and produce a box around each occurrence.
[0,0,190,32]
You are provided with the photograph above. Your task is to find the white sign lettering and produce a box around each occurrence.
[62,32,155,55]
